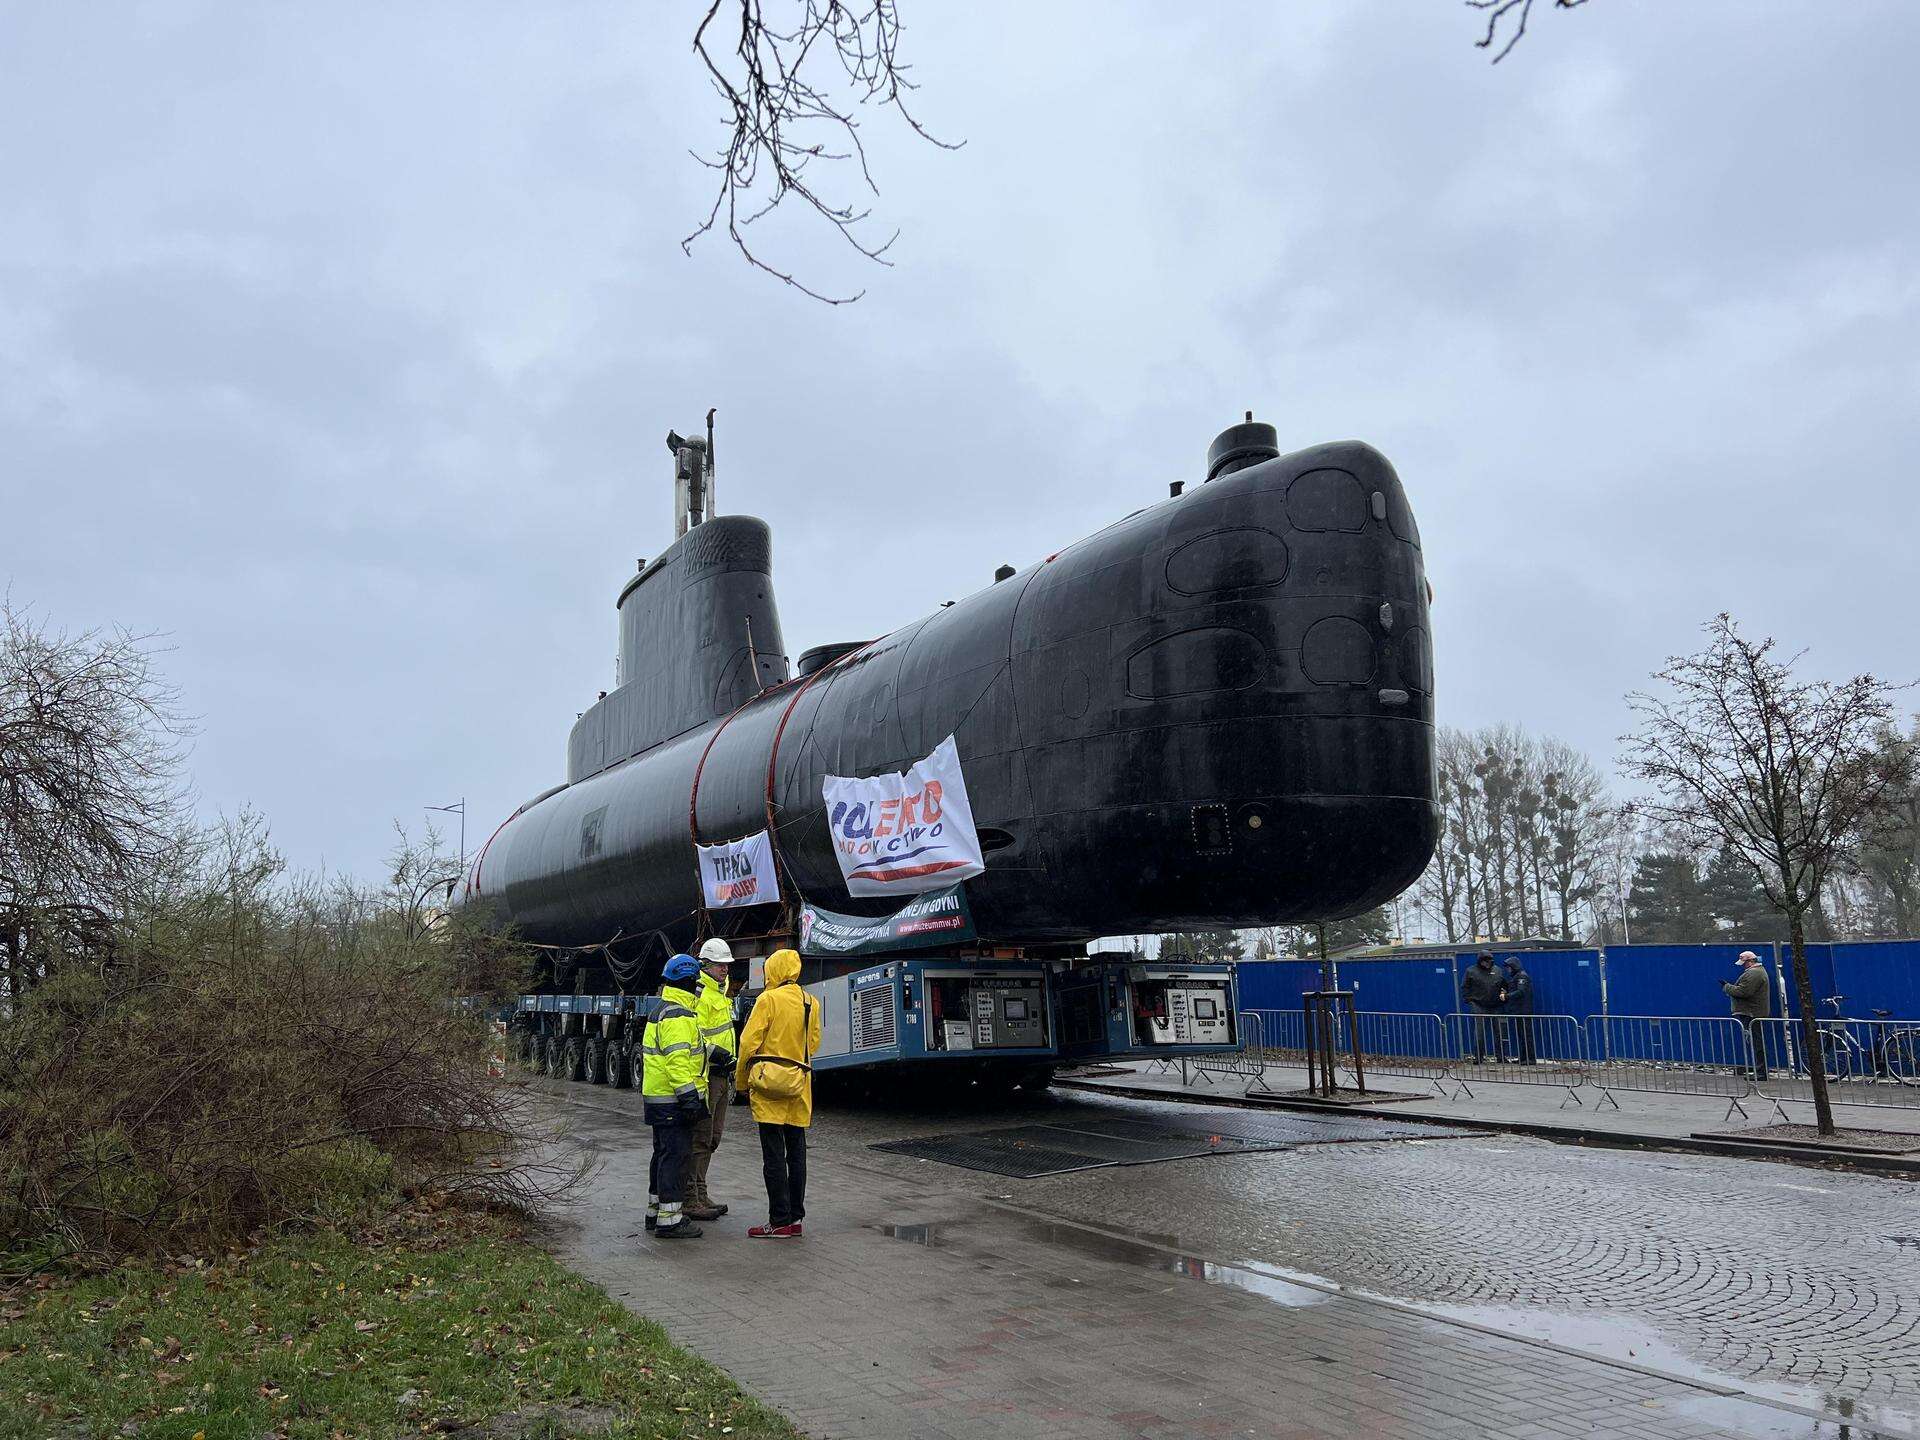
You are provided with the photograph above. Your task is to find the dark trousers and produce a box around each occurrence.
[1744,1017,1770,1081]
[758,1122,808,1226]
[1509,1012,1537,1065]
[649,1118,694,1204]
[1468,1006,1499,1063]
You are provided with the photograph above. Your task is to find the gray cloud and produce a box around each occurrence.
[4,1,1916,879]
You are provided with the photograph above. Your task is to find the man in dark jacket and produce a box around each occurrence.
[1461,953,1505,1063]
[1503,958,1537,1065]
[1722,950,1772,1080]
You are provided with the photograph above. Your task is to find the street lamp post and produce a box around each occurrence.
[427,799,467,869]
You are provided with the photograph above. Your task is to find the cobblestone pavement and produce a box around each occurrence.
[540,1080,1920,1440]
[1017,1129,1920,1423]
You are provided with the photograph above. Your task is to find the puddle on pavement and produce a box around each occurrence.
[878,1219,1912,1438]
[1416,1301,1918,1440]
[876,1217,1324,1307]
[1670,1391,1905,1440]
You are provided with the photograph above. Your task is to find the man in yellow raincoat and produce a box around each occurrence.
[736,948,822,1238]
[642,954,711,1239]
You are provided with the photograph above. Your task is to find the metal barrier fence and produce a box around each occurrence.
[1444,1013,1589,1103]
[1752,1017,1920,1113]
[1180,1011,1270,1090]
[1244,1007,1308,1064]
[1347,1010,1453,1087]
[1584,1014,1757,1097]
[1191,1007,1920,1121]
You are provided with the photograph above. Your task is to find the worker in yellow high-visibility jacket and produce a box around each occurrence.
[684,938,739,1221]
[643,954,711,1239]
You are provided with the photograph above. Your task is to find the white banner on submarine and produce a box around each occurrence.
[822,735,986,897]
[696,828,780,909]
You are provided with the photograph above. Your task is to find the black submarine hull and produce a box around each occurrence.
[461,437,1436,952]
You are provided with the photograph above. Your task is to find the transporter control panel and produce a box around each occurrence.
[930,974,1049,1051]
[1134,977,1235,1046]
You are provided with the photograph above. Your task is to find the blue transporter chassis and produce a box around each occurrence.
[802,955,1243,1086]
[507,956,1242,1095]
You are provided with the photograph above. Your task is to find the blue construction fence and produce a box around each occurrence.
[1238,940,1919,1061]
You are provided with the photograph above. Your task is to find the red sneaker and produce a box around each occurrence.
[749,1223,803,1239]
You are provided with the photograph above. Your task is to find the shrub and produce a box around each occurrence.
[0,826,566,1270]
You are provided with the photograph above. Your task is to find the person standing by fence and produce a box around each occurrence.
[737,948,822,1239]
[1723,950,1772,1080]
[1462,953,1505,1063]
[1503,957,1537,1065]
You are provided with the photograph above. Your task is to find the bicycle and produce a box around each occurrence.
[1809,995,1920,1086]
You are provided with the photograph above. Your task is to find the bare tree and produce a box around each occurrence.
[685,0,959,303]
[1417,725,1616,944]
[0,602,191,999]
[1538,738,1611,940]
[1622,614,1910,1136]
[1468,0,1590,64]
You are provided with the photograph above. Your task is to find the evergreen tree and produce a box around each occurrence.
[1156,929,1244,963]
[1701,845,1786,940]
[1625,851,1712,942]
[1275,907,1394,957]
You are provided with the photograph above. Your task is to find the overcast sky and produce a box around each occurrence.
[4,1,1916,881]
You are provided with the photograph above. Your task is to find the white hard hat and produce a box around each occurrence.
[698,938,734,965]
[1737,950,1759,962]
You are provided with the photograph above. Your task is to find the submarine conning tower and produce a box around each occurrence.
[566,429,792,785]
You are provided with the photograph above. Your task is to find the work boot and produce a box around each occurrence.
[655,1222,704,1239]
[688,1161,728,1219]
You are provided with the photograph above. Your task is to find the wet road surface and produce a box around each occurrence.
[538,1078,1919,1439]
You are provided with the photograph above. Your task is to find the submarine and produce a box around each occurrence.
[458,416,1437,981]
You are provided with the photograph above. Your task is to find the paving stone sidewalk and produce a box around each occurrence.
[541,1082,1918,1440]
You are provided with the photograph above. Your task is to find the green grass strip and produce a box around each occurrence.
[1,1217,801,1440]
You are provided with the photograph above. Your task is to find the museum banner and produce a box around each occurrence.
[822,735,986,896]
[798,883,976,957]
[695,828,780,909]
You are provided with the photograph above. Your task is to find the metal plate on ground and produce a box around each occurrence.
[870,1109,1469,1178]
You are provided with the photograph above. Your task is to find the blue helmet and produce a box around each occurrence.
[663,954,700,984]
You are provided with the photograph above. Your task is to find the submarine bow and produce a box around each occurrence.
[459,423,1438,950]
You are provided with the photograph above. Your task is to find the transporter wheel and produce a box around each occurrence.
[583,1038,605,1085]
[544,1036,564,1079]
[527,1034,547,1073]
[630,1045,647,1091]
[1015,1065,1056,1093]
[971,1068,1020,1101]
[607,1040,630,1088]
[562,1037,585,1081]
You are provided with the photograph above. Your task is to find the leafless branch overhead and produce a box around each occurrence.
[1467,0,1590,64]
[684,0,960,303]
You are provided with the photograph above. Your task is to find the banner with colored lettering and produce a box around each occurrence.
[696,829,779,909]
[822,735,986,897]
[798,883,976,956]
